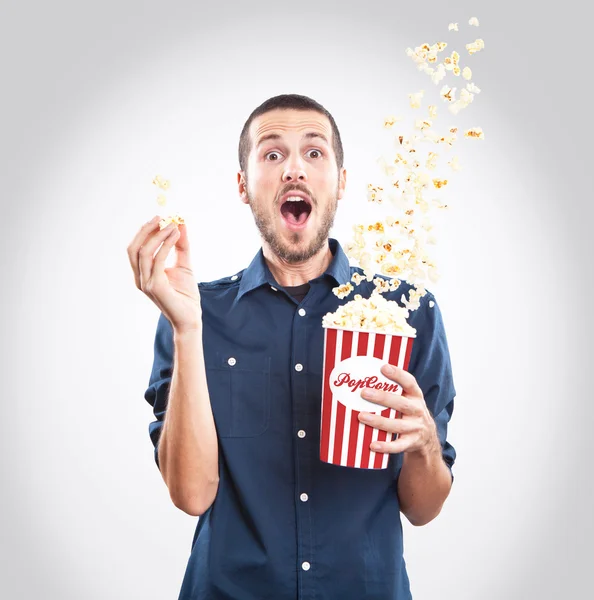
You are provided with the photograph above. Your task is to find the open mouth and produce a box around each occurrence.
[280,196,312,228]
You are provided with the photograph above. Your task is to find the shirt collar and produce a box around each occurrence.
[236,237,351,302]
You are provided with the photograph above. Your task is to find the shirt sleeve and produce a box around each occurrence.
[408,292,457,482]
[143,312,174,471]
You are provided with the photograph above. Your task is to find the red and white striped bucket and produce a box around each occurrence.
[320,327,415,469]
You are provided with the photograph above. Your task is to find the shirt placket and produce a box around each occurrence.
[291,300,316,599]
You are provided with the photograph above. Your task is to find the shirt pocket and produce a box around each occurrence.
[205,353,271,438]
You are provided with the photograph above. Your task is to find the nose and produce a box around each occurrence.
[282,154,307,183]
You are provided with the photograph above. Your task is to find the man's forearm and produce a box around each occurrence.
[397,430,452,526]
[158,326,219,516]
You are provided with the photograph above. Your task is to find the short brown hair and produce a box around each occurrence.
[238,94,344,174]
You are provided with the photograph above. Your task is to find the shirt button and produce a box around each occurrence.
[300,493,309,502]
[295,363,303,372]
[298,308,306,317]
[297,430,306,438]
[227,357,236,366]
[231,275,238,281]
[302,561,311,571]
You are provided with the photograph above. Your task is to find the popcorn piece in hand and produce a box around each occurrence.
[409,90,424,109]
[159,214,186,230]
[469,17,480,26]
[465,127,485,139]
[152,175,170,191]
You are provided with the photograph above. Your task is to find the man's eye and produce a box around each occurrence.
[265,151,281,161]
[307,149,323,159]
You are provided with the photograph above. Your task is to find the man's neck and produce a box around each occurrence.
[262,240,333,287]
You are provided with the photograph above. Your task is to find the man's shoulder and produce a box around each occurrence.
[197,270,245,291]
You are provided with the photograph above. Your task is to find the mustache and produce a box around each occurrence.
[277,184,315,206]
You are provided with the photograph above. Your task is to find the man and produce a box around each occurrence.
[127,94,457,599]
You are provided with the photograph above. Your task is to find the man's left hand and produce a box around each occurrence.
[358,363,440,456]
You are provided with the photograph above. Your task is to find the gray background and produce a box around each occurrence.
[2,0,592,598]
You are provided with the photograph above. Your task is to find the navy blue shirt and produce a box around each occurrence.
[144,238,456,600]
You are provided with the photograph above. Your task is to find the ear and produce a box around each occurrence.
[238,171,249,204]
[337,168,347,201]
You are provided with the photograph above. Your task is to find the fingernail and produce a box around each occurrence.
[359,413,371,422]
[362,388,376,398]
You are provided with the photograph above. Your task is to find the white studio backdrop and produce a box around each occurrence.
[2,0,592,598]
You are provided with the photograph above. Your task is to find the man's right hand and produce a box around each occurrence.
[127,216,201,333]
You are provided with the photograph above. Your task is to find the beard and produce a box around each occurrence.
[246,178,339,264]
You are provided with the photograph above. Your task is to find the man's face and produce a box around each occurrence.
[238,109,347,263]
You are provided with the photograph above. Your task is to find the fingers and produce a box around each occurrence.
[171,223,192,271]
[357,412,418,435]
[380,364,423,398]
[360,388,421,416]
[126,216,162,289]
[138,223,179,292]
[152,225,181,279]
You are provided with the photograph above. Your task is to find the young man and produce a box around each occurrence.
[127,94,457,599]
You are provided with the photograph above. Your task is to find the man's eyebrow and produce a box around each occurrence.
[255,132,330,147]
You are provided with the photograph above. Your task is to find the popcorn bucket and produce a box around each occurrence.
[320,327,415,469]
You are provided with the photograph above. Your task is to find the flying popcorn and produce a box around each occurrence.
[415,118,433,131]
[333,283,354,299]
[409,90,425,109]
[367,184,385,203]
[326,17,485,344]
[448,156,461,171]
[431,64,447,84]
[464,127,485,139]
[384,115,402,128]
[152,174,170,191]
[426,152,439,170]
[466,39,485,55]
[440,85,456,102]
[156,194,167,207]
[469,17,480,26]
